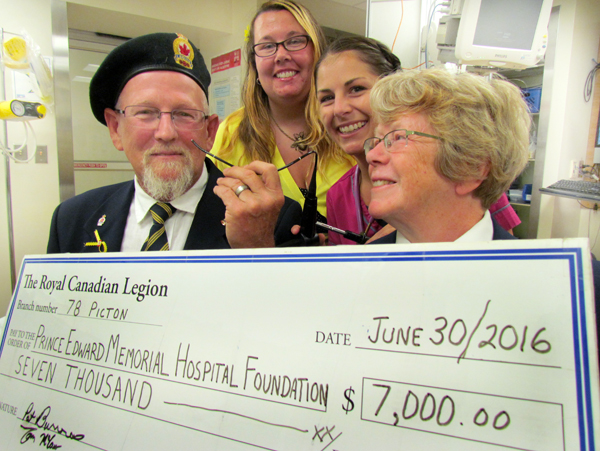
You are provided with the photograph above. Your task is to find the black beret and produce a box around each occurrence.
[89,32,211,125]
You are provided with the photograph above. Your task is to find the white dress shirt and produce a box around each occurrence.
[121,164,209,252]
[395,210,493,244]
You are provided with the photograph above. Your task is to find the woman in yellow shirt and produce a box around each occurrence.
[211,0,353,223]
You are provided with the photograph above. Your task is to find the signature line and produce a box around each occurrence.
[164,401,308,433]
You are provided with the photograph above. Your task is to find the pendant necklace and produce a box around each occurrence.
[271,116,308,151]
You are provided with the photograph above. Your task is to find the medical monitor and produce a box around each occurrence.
[454,0,552,69]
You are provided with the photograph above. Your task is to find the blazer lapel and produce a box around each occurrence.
[184,159,229,250]
[82,182,135,252]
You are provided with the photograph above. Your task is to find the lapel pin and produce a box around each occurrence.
[97,215,106,227]
[85,229,107,252]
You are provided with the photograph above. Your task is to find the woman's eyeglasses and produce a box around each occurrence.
[363,129,441,154]
[191,140,315,172]
[253,35,310,57]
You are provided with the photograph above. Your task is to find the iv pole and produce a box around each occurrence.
[1,27,18,291]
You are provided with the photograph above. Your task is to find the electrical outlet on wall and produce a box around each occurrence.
[569,160,578,178]
[13,145,27,162]
[35,145,47,164]
[570,160,583,179]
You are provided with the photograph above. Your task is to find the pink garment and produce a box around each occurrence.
[489,193,521,231]
[326,168,520,245]
[326,167,382,245]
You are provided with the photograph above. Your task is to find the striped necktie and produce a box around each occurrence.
[141,202,176,251]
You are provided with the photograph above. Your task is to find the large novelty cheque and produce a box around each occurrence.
[0,238,598,450]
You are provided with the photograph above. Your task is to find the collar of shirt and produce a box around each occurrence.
[395,210,493,244]
[134,166,208,220]
[121,163,209,252]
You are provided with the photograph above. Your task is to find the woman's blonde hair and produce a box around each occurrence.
[217,0,350,172]
[370,68,531,209]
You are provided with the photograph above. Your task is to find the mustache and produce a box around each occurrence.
[142,146,194,172]
[144,145,191,159]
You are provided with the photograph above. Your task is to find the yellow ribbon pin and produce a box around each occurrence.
[85,230,107,252]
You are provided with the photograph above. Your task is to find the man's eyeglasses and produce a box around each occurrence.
[115,106,208,130]
[363,129,441,155]
[253,35,311,58]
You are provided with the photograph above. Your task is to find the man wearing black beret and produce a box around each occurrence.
[47,33,301,253]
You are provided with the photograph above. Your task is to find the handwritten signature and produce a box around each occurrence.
[20,402,84,448]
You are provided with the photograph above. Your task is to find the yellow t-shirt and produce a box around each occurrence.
[211,110,354,220]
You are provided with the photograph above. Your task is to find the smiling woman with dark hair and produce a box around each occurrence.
[316,37,400,245]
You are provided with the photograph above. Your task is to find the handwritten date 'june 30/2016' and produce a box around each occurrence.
[363,300,552,363]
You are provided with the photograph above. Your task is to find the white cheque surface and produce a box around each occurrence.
[0,238,598,450]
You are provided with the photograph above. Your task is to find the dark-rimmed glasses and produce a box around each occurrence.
[116,106,208,130]
[191,140,314,172]
[364,129,441,154]
[253,35,311,57]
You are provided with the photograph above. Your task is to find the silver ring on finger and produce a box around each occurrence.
[234,184,250,197]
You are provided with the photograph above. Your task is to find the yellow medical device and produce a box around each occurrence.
[2,36,29,70]
[3,37,27,61]
[0,100,46,120]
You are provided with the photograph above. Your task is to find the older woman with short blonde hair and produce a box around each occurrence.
[367,68,530,244]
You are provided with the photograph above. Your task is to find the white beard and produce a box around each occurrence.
[139,147,195,202]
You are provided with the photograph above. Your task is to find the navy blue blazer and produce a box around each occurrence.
[47,159,302,253]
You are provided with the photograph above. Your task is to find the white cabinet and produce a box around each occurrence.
[503,65,544,238]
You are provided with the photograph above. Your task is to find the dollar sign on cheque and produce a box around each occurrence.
[342,387,355,414]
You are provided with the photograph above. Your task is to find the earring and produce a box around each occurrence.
[256,78,261,86]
